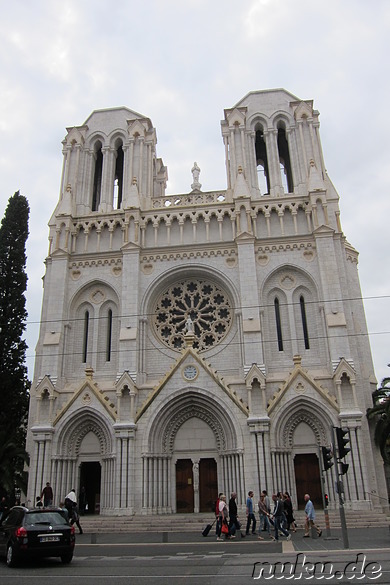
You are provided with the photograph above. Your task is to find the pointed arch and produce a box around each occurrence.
[146,391,240,455]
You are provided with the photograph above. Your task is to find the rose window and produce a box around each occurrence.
[153,279,232,352]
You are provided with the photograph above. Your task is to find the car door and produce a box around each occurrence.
[0,509,21,555]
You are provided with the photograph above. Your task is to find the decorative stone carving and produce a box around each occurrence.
[153,278,232,352]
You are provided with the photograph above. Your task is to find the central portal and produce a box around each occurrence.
[176,457,218,513]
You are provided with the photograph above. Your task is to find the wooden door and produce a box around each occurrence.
[294,453,322,509]
[176,459,194,513]
[199,458,217,513]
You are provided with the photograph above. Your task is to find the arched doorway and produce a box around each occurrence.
[79,461,101,514]
[294,453,322,509]
[199,458,217,512]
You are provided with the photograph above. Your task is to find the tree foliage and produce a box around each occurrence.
[0,191,31,498]
[367,375,390,464]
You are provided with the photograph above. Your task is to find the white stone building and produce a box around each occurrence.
[26,89,386,515]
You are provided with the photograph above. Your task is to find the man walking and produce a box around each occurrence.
[303,493,322,537]
[245,490,257,535]
[41,482,53,507]
[228,492,244,538]
[271,493,291,541]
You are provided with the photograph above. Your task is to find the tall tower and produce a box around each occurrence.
[26,90,385,515]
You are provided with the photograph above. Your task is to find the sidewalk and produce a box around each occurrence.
[75,526,390,551]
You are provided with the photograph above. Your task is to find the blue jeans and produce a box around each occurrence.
[246,513,256,534]
[274,515,289,540]
[260,514,271,534]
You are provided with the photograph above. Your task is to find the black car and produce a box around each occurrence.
[0,506,75,567]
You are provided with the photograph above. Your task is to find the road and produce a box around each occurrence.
[0,529,390,584]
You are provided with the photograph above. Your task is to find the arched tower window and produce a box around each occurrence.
[300,295,310,350]
[106,309,113,362]
[277,127,293,193]
[113,143,124,209]
[92,141,103,211]
[274,297,284,351]
[82,310,90,363]
[255,127,270,194]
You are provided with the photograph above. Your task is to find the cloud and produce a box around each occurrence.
[0,0,389,382]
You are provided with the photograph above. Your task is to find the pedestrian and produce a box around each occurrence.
[79,486,87,515]
[217,494,230,540]
[284,491,296,532]
[258,493,272,539]
[65,489,83,534]
[245,490,257,535]
[41,482,53,507]
[36,496,43,507]
[215,492,223,535]
[59,501,69,521]
[0,495,9,522]
[228,492,244,538]
[271,493,291,541]
[303,494,322,538]
[260,490,271,531]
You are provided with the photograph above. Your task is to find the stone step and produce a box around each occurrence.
[77,510,390,533]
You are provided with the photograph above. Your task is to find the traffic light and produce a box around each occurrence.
[335,427,350,459]
[322,446,334,471]
[339,462,349,475]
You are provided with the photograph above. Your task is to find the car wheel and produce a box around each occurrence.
[61,552,73,564]
[6,544,18,567]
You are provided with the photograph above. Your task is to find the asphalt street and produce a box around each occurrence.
[0,527,389,584]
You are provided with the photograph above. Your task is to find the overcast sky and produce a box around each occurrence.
[0,0,389,384]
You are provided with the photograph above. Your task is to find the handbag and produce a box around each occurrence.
[221,521,229,534]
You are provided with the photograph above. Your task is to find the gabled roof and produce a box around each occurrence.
[135,347,249,422]
[52,372,117,426]
[267,356,338,415]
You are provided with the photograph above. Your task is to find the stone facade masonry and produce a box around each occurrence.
[26,88,386,516]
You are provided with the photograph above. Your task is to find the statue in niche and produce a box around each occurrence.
[185,316,194,334]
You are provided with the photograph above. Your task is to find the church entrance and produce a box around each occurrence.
[294,453,322,509]
[176,457,218,513]
[79,461,101,514]
[176,459,194,513]
[199,458,217,512]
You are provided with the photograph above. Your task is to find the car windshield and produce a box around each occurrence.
[26,512,68,527]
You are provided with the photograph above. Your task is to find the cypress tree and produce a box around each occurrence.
[0,191,30,499]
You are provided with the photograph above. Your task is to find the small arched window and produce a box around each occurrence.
[300,295,310,350]
[113,143,124,209]
[255,127,270,194]
[277,127,293,193]
[82,310,89,363]
[274,297,283,351]
[92,142,103,211]
[106,309,113,362]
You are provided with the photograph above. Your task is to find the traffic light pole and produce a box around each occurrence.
[332,426,350,549]
[319,446,332,538]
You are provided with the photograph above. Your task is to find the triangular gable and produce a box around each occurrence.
[115,371,137,395]
[35,375,58,399]
[52,373,117,426]
[224,107,247,127]
[63,125,87,147]
[333,358,356,383]
[267,357,338,415]
[135,347,248,422]
[245,364,266,389]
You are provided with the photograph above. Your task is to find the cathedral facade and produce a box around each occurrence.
[26,89,386,515]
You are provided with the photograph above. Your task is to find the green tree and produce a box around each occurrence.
[0,191,31,499]
[367,374,390,463]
